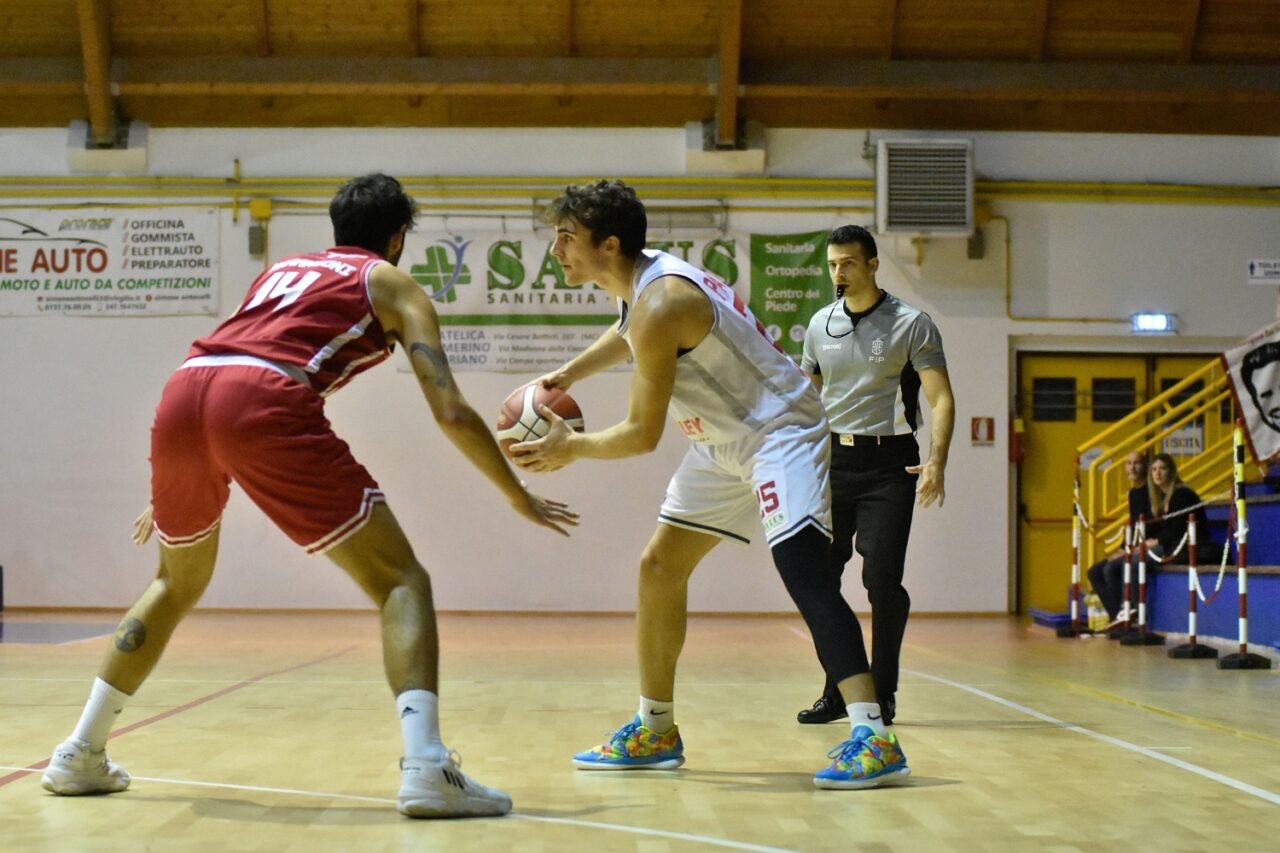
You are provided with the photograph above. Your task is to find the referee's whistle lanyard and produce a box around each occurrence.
[825,288,886,338]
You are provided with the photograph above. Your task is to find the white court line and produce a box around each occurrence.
[905,668,1280,806]
[783,625,1280,806]
[0,765,798,853]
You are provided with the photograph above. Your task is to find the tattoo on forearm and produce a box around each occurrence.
[410,342,454,389]
[114,618,146,652]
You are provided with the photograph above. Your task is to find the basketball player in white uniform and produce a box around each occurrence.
[512,180,910,789]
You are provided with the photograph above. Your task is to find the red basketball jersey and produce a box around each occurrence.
[190,247,393,396]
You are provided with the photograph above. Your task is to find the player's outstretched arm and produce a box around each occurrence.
[369,263,578,536]
[513,276,701,470]
[534,322,631,392]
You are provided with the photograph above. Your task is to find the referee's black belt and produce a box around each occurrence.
[833,433,916,447]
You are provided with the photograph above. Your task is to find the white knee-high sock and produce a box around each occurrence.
[70,678,130,750]
[397,689,444,760]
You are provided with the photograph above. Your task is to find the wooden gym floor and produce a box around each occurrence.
[1,611,1277,852]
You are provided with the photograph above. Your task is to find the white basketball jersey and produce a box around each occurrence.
[619,250,825,445]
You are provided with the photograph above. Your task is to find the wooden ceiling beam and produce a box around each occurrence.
[407,0,421,57]
[109,57,713,97]
[715,0,742,147]
[882,0,898,61]
[252,0,273,57]
[561,0,575,56]
[1179,0,1203,64]
[75,0,116,145]
[742,59,1280,104]
[1028,0,1050,61]
[0,59,83,96]
[13,57,1280,110]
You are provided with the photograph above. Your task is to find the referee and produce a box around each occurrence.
[797,224,955,727]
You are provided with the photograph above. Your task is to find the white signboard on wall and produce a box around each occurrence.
[0,208,220,316]
[1247,259,1280,286]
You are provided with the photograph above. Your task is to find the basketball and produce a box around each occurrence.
[495,383,585,460]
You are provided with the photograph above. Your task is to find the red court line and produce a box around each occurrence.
[0,645,354,789]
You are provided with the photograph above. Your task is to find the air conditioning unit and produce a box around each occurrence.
[875,139,973,237]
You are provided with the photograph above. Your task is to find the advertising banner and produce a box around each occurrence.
[1223,320,1280,463]
[747,230,834,359]
[0,208,220,316]
[403,230,744,372]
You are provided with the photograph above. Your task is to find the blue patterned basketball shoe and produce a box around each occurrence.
[573,715,685,770]
[813,725,910,789]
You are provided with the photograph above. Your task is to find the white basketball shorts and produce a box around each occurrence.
[658,418,833,547]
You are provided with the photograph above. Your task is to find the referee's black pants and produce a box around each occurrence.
[817,435,919,704]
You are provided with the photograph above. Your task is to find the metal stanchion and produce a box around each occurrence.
[1122,516,1165,646]
[1106,521,1135,640]
[1169,513,1218,659]
[1219,422,1271,670]
[1058,513,1083,637]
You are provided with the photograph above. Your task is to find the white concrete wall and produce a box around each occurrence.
[1,127,1277,613]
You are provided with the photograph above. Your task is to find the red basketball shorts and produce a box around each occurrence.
[149,363,384,554]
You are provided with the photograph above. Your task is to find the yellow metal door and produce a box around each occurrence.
[1017,354,1147,613]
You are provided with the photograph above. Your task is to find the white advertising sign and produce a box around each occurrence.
[0,208,220,316]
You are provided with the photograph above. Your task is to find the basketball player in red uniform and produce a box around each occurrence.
[41,173,577,818]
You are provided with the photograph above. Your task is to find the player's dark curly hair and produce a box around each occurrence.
[827,224,878,260]
[330,173,417,255]
[544,179,647,259]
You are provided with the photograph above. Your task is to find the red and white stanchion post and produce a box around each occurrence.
[1218,421,1271,670]
[1058,513,1083,637]
[1107,520,1135,640]
[1169,513,1218,659]
[1122,516,1165,645]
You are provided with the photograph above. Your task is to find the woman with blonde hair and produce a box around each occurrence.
[1143,453,1206,563]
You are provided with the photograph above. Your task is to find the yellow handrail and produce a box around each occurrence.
[1075,357,1258,569]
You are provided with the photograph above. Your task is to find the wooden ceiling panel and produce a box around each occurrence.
[109,0,264,56]
[1196,0,1280,62]
[894,0,1045,60]
[0,0,81,58]
[741,0,888,59]
[1045,0,1193,61]
[2,0,1278,136]
[419,1,571,57]
[263,0,415,56]
[571,0,718,57]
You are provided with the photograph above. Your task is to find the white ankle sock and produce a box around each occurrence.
[639,697,675,733]
[848,701,888,737]
[397,689,444,760]
[70,677,130,751]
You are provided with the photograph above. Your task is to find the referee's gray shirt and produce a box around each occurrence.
[800,291,946,436]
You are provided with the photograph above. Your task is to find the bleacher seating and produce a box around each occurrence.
[1149,463,1280,649]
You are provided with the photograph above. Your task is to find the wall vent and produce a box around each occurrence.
[875,139,973,237]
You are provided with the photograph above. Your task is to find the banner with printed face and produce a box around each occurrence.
[747,230,834,360]
[1223,321,1280,463]
[0,209,219,316]
[400,230,745,372]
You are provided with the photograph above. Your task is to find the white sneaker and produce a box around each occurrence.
[397,750,512,818]
[41,739,130,795]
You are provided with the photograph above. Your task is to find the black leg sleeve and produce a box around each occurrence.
[771,526,870,685]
